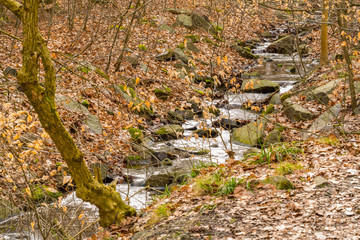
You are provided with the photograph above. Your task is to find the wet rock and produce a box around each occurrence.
[173,48,190,64]
[153,124,184,141]
[241,79,279,93]
[124,155,152,167]
[213,118,250,130]
[145,174,174,187]
[304,103,341,138]
[269,93,282,105]
[266,35,295,54]
[231,45,258,59]
[284,104,315,122]
[155,50,175,61]
[159,24,175,33]
[167,111,185,124]
[305,79,341,105]
[187,100,203,116]
[263,176,294,190]
[231,119,267,146]
[176,14,193,28]
[314,176,330,188]
[193,128,218,138]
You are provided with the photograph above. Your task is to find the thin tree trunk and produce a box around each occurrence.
[320,0,329,65]
[0,0,136,227]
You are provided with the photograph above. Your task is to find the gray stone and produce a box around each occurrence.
[85,114,103,134]
[267,35,295,54]
[176,14,192,28]
[314,176,330,188]
[265,127,283,146]
[167,111,185,124]
[263,176,294,190]
[159,24,175,33]
[186,41,200,53]
[269,93,282,105]
[284,104,315,122]
[173,48,190,64]
[139,62,149,73]
[191,13,217,35]
[126,55,139,67]
[305,103,341,138]
[155,50,175,61]
[231,118,267,146]
[241,79,279,93]
[166,8,190,15]
[306,79,341,105]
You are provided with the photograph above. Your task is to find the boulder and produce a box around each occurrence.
[154,88,171,100]
[231,119,267,146]
[231,45,258,59]
[166,8,190,15]
[269,93,281,105]
[306,79,341,105]
[173,48,190,64]
[175,109,195,120]
[124,155,152,167]
[193,128,218,138]
[158,24,175,33]
[155,50,175,61]
[213,118,250,130]
[264,127,283,146]
[263,176,294,190]
[167,110,185,124]
[241,79,279,93]
[153,124,184,141]
[126,55,140,67]
[186,41,200,53]
[191,13,217,35]
[55,94,103,134]
[284,104,315,122]
[185,34,200,43]
[176,14,192,28]
[266,35,295,54]
[314,176,330,188]
[304,103,341,138]
[145,174,174,187]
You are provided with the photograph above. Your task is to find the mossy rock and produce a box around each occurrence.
[263,176,294,190]
[127,127,144,143]
[185,34,200,43]
[241,79,279,93]
[284,104,315,122]
[31,186,62,202]
[167,111,185,124]
[231,45,258,59]
[113,85,153,115]
[153,124,184,141]
[145,174,174,188]
[154,88,171,100]
[263,104,274,115]
[266,35,295,54]
[231,119,267,146]
[242,71,260,79]
[208,106,220,116]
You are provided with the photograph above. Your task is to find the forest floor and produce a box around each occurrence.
[2,0,360,239]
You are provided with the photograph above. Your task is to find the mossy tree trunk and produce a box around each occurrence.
[0,0,135,227]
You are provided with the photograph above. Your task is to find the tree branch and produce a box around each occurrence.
[0,0,23,19]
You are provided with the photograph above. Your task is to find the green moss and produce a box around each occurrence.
[177,42,186,50]
[263,104,274,114]
[81,100,90,108]
[127,127,143,143]
[185,34,200,43]
[280,92,291,102]
[208,106,220,116]
[138,44,147,51]
[275,162,303,175]
[119,85,137,98]
[263,176,294,190]
[31,185,62,202]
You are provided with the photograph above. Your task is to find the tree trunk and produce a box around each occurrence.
[0,0,136,227]
[320,0,329,65]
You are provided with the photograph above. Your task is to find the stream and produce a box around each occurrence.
[0,33,317,240]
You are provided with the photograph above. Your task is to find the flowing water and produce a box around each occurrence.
[0,35,317,240]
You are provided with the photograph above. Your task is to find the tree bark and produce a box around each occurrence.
[0,0,136,227]
[320,0,329,65]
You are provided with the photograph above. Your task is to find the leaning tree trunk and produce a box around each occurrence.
[0,0,136,227]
